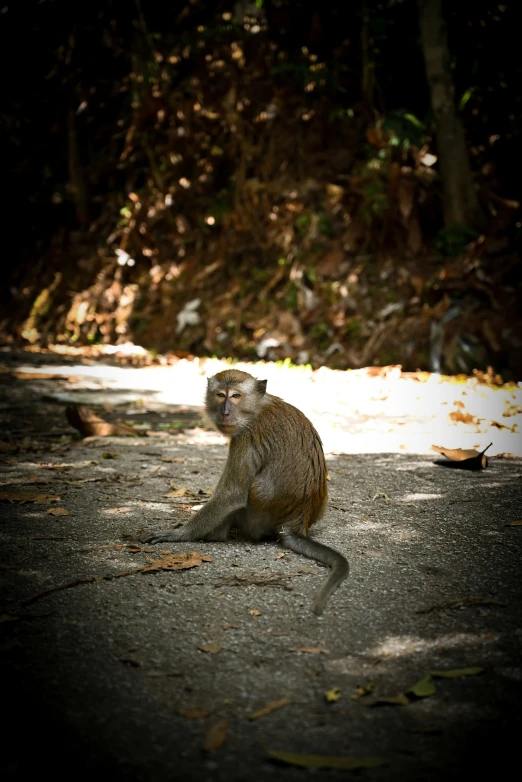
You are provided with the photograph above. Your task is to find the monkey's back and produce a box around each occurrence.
[246,395,327,533]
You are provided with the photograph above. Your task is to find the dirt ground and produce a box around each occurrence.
[1,349,522,781]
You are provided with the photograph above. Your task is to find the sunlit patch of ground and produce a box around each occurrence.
[6,343,522,457]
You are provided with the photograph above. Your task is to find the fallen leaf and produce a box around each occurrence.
[249,698,291,720]
[202,719,227,751]
[180,709,210,720]
[350,680,377,700]
[164,487,189,498]
[0,614,19,623]
[448,409,478,425]
[506,520,522,527]
[101,452,122,460]
[223,622,240,629]
[249,609,262,616]
[66,405,138,437]
[161,457,187,463]
[267,751,387,770]
[141,551,212,573]
[431,443,491,470]
[406,674,436,698]
[47,507,70,516]
[0,492,60,504]
[198,643,222,655]
[325,687,341,703]
[24,551,212,604]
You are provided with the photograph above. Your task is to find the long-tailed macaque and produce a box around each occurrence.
[144,369,348,614]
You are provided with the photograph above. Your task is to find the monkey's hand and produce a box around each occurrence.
[142,528,189,544]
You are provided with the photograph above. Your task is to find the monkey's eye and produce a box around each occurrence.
[231,393,241,399]
[216,392,226,399]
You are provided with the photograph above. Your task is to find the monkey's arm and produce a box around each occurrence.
[143,456,255,544]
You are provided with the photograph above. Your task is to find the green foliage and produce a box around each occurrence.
[345,318,362,340]
[309,321,329,348]
[382,109,425,150]
[318,214,335,236]
[436,224,478,256]
[360,174,391,219]
[295,214,311,232]
[330,108,355,122]
[286,282,299,310]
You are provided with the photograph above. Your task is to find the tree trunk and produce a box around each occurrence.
[418,0,485,229]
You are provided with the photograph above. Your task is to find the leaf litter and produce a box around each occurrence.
[368,667,484,706]
[23,550,212,605]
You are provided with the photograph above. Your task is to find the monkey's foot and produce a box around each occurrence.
[142,529,185,544]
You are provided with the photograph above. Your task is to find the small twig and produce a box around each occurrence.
[417,596,505,614]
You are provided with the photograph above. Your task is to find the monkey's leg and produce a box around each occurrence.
[279,528,349,615]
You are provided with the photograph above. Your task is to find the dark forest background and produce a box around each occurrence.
[2,0,521,378]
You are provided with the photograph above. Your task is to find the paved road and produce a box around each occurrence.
[1,351,521,781]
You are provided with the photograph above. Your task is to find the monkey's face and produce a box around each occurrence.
[206,371,267,436]
[209,387,243,434]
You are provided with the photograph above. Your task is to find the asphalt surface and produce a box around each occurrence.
[1,351,522,781]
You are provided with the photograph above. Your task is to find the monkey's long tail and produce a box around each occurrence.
[279,531,349,615]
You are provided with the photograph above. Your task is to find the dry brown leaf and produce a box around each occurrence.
[0,491,60,504]
[180,709,210,720]
[47,507,70,516]
[202,719,227,751]
[141,551,212,573]
[24,550,212,604]
[316,246,344,278]
[66,405,138,437]
[161,457,187,463]
[249,697,290,720]
[223,622,240,629]
[249,609,262,616]
[431,443,491,470]
[164,487,189,498]
[506,520,522,527]
[448,408,478,425]
[198,643,222,654]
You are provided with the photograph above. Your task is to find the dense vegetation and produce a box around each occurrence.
[3,0,521,377]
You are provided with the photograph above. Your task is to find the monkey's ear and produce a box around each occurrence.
[256,379,267,396]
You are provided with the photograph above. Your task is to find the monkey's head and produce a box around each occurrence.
[206,370,267,436]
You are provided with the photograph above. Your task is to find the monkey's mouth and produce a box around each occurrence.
[218,423,237,433]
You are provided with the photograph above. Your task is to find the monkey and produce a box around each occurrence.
[143,369,349,614]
